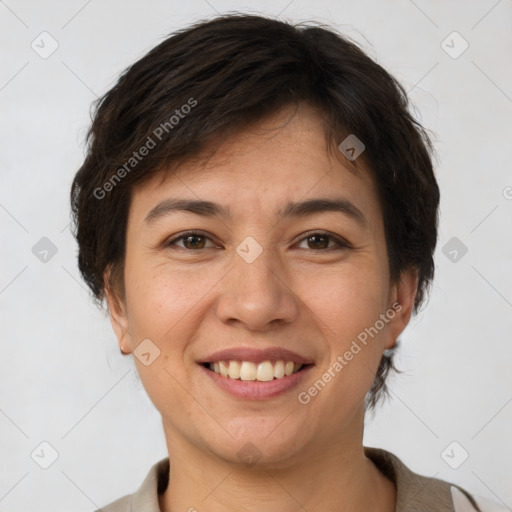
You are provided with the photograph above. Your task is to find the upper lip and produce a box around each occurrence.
[199,347,314,365]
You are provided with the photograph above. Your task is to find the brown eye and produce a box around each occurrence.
[306,234,330,250]
[181,234,206,249]
[297,232,351,251]
[166,232,217,250]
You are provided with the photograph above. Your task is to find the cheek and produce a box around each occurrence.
[123,259,223,369]
[305,261,389,337]
[297,278,390,428]
[299,260,390,398]
[125,261,200,334]
[122,262,208,421]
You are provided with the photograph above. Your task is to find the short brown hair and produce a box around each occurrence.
[70,13,440,410]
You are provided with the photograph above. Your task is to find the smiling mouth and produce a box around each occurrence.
[203,360,309,382]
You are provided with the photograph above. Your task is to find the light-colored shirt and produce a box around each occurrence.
[95,446,507,511]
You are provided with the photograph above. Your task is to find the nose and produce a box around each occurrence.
[214,244,300,332]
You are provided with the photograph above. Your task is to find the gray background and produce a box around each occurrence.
[1,0,511,511]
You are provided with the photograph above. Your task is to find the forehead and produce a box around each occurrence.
[130,104,380,223]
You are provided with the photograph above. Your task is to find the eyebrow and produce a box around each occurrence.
[144,197,368,227]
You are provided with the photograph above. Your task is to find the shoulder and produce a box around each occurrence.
[459,488,510,512]
[93,457,170,512]
[94,494,131,512]
[364,446,507,512]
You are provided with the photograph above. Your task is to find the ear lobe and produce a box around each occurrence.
[104,275,132,355]
[384,268,419,350]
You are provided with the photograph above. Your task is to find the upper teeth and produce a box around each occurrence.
[209,360,303,381]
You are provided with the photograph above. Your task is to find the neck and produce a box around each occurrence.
[158,406,396,512]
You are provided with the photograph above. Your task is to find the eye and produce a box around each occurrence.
[296,232,351,251]
[165,231,219,250]
[164,231,351,252]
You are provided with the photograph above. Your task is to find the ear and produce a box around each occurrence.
[104,271,132,355]
[384,267,418,350]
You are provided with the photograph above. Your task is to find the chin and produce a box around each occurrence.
[201,418,313,469]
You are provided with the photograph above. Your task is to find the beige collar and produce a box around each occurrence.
[100,446,483,511]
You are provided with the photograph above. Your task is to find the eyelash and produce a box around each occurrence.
[165,230,352,252]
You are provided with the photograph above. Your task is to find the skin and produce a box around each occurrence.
[106,103,417,512]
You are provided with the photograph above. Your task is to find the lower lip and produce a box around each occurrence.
[201,364,313,400]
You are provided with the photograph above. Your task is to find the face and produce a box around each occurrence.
[107,104,416,468]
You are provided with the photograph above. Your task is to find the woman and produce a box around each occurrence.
[70,13,502,512]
